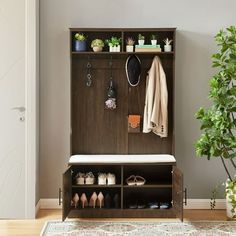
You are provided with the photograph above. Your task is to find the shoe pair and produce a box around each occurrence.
[128,199,146,209]
[98,173,116,185]
[147,202,172,209]
[75,172,95,185]
[104,193,120,208]
[126,175,146,186]
[88,192,105,208]
[71,192,104,209]
[71,193,89,208]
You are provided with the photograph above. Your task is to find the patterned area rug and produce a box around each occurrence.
[40,220,236,236]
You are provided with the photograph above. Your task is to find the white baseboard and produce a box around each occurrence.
[38,198,226,210]
[40,199,62,209]
[184,199,226,210]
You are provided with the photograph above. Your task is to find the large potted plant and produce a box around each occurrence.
[195,26,236,219]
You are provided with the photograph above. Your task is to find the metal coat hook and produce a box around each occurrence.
[86,56,92,87]
[109,56,113,80]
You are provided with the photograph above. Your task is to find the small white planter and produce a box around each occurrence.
[138,40,145,45]
[151,40,157,45]
[126,45,134,52]
[109,45,120,52]
[164,45,172,52]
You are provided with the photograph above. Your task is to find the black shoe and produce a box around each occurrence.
[104,193,112,208]
[113,193,120,208]
[137,199,146,209]
[127,200,137,209]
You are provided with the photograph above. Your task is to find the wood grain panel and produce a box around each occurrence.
[71,28,175,156]
[128,55,173,154]
[72,57,128,154]
[173,166,183,221]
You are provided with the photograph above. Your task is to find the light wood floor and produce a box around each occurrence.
[0,209,227,236]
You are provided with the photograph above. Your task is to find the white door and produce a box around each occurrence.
[0,0,32,218]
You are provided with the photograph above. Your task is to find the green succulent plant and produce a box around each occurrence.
[138,34,145,40]
[91,39,104,48]
[105,37,121,47]
[150,34,157,40]
[74,33,86,41]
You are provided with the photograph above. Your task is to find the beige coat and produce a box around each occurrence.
[143,56,168,137]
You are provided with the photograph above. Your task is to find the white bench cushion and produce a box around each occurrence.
[69,154,176,164]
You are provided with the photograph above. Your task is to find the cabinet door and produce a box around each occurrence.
[172,166,183,221]
[62,167,72,221]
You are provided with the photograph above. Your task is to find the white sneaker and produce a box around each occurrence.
[98,173,107,185]
[75,172,85,185]
[85,172,95,185]
[107,173,116,185]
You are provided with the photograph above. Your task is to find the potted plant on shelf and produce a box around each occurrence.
[126,37,135,52]
[105,36,121,52]
[163,38,173,52]
[138,34,145,45]
[150,34,157,45]
[195,26,236,220]
[91,39,104,52]
[74,33,87,52]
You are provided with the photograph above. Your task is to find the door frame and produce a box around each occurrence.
[25,0,38,218]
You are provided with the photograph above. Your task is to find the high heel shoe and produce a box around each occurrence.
[89,192,98,208]
[97,192,104,208]
[72,193,79,208]
[80,193,88,208]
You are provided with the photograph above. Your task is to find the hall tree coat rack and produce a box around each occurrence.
[61,28,186,221]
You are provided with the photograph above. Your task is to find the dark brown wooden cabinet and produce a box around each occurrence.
[61,28,185,221]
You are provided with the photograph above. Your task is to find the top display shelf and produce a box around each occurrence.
[70,28,176,54]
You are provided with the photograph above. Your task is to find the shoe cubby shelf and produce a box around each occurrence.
[72,184,122,188]
[63,162,183,221]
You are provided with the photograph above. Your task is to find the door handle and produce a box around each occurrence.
[12,106,25,112]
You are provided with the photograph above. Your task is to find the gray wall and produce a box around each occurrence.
[40,0,236,198]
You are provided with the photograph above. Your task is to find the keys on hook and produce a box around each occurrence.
[86,73,92,87]
[86,61,92,87]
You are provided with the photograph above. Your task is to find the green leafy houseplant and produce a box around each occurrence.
[74,33,86,41]
[105,37,121,47]
[91,39,104,52]
[150,34,157,40]
[195,26,236,217]
[74,33,87,52]
[138,34,145,40]
[226,177,236,217]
